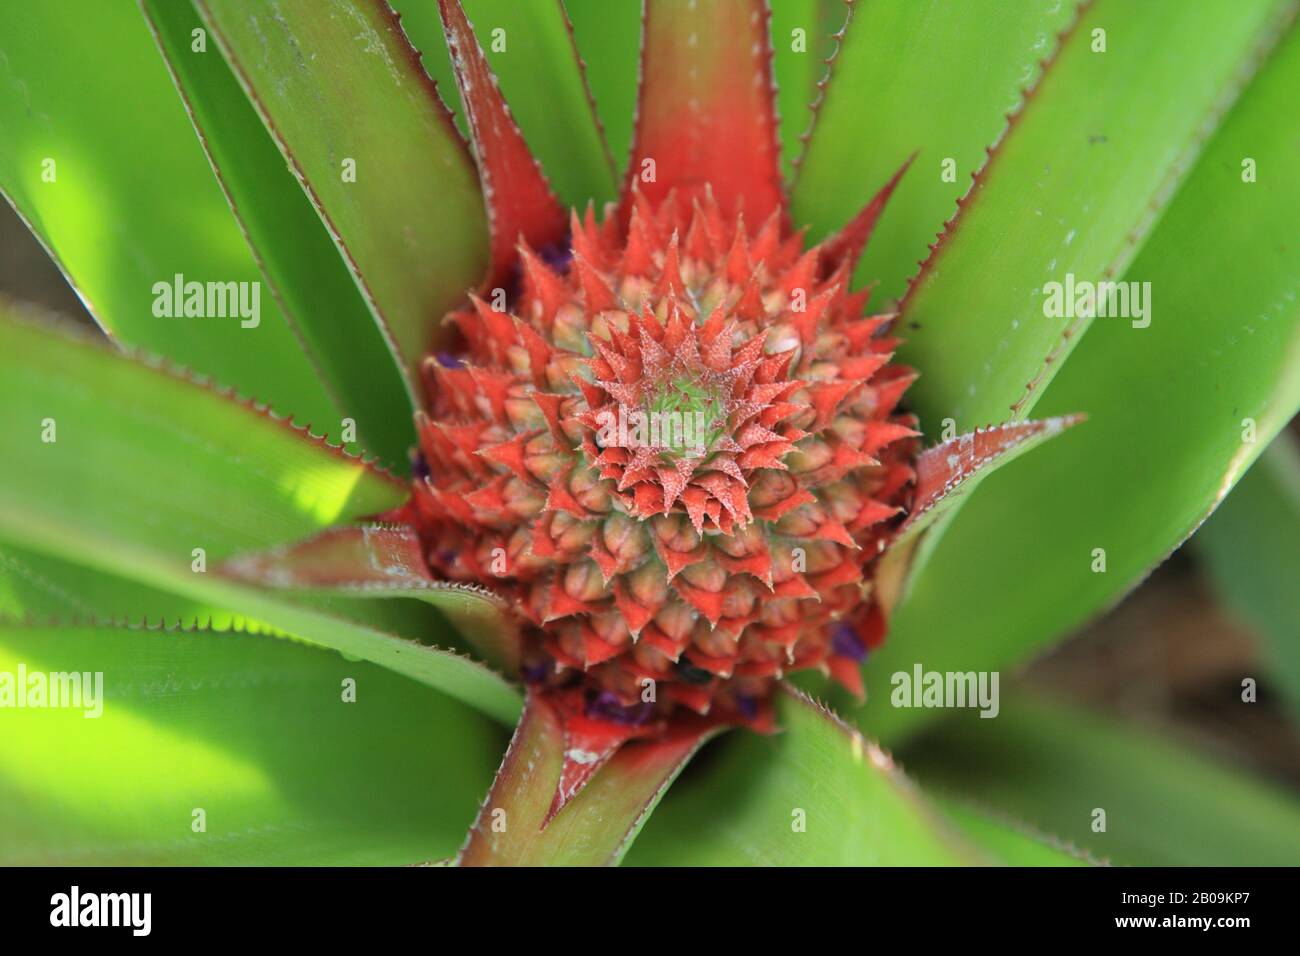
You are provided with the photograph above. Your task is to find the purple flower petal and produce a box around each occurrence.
[832,622,868,662]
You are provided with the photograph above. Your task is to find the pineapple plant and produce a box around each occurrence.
[0,0,1298,867]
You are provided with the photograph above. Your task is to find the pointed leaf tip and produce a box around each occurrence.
[217,522,521,673]
[874,414,1084,619]
[437,0,568,289]
[902,414,1085,540]
[623,0,785,226]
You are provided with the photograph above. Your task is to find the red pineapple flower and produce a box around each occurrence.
[383,0,922,804]
[411,179,920,718]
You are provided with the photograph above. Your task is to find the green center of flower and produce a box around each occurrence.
[644,378,726,460]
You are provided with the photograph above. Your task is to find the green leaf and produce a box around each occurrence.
[0,312,522,725]
[850,22,1300,745]
[0,623,503,864]
[791,0,1079,301]
[458,691,717,866]
[0,539,240,628]
[2,313,403,560]
[196,0,489,372]
[625,685,978,865]
[0,0,341,433]
[0,533,468,688]
[399,0,617,209]
[141,0,417,471]
[896,0,1294,436]
[562,0,643,176]
[904,693,1300,866]
[933,799,1094,867]
[1198,432,1300,719]
[768,0,841,181]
